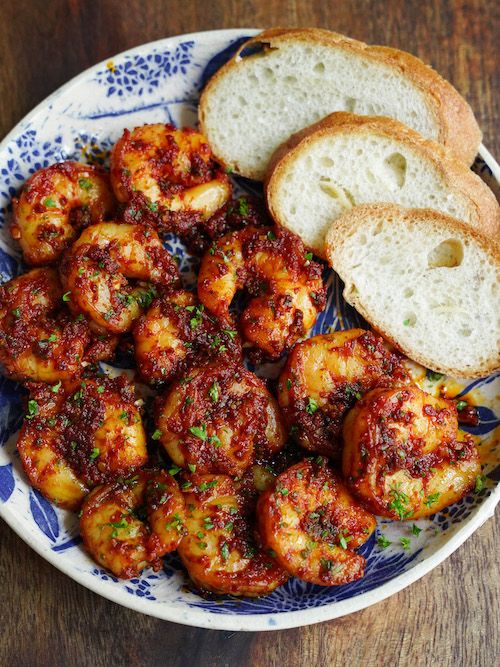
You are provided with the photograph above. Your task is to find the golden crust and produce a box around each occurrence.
[265,112,500,254]
[199,28,481,177]
[325,203,500,378]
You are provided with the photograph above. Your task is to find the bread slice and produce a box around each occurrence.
[325,203,500,378]
[199,28,481,179]
[265,113,500,257]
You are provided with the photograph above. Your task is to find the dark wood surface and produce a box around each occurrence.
[0,2,498,665]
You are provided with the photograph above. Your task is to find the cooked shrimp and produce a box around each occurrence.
[198,226,326,359]
[278,329,409,458]
[155,361,286,476]
[0,268,116,383]
[257,459,376,586]
[11,161,114,265]
[110,124,231,228]
[342,385,481,519]
[177,474,288,596]
[133,289,242,385]
[60,222,179,333]
[80,469,186,578]
[179,194,269,255]
[17,376,148,509]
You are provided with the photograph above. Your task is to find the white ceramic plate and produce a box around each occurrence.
[0,29,498,631]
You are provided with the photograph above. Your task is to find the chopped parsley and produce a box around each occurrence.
[188,463,197,473]
[90,447,100,460]
[388,486,413,519]
[62,291,71,302]
[456,400,468,412]
[305,397,319,415]
[165,513,184,532]
[25,400,38,419]
[266,230,276,241]
[411,524,422,536]
[168,465,181,476]
[43,197,57,208]
[304,252,313,261]
[11,307,20,318]
[108,518,128,538]
[427,370,444,382]
[423,492,441,508]
[400,537,411,550]
[377,535,391,549]
[151,429,162,440]
[220,542,230,561]
[208,381,219,402]
[189,424,207,441]
[78,177,93,191]
[209,434,222,448]
[198,479,218,492]
[51,381,61,393]
[237,197,249,216]
[185,303,204,329]
[474,475,486,493]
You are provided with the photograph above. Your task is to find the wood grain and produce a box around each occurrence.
[0,1,498,666]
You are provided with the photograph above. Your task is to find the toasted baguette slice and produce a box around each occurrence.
[326,204,500,378]
[199,28,481,179]
[265,113,500,258]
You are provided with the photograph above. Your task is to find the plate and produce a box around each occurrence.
[0,28,498,631]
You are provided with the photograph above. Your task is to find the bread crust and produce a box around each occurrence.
[199,28,482,177]
[265,112,500,255]
[325,203,500,378]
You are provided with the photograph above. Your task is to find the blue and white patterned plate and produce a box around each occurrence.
[0,29,498,631]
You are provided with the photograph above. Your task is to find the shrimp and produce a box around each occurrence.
[257,459,376,585]
[177,474,288,596]
[11,161,115,265]
[342,385,481,519]
[278,329,409,458]
[133,289,242,385]
[80,469,186,579]
[155,361,286,476]
[60,222,179,333]
[0,268,116,383]
[198,226,326,359]
[110,124,231,229]
[17,376,148,510]
[179,194,269,256]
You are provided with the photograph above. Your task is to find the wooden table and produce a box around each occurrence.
[0,2,498,665]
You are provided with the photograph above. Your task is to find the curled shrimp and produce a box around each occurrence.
[17,376,148,509]
[11,161,114,265]
[110,123,231,229]
[0,268,116,383]
[278,329,409,458]
[60,222,179,333]
[133,289,242,385]
[155,360,286,476]
[80,469,186,579]
[257,459,376,585]
[342,385,481,519]
[198,226,326,359]
[177,474,288,596]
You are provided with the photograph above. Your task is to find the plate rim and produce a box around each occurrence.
[0,27,498,632]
